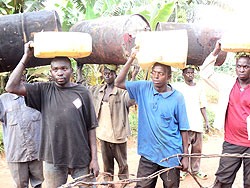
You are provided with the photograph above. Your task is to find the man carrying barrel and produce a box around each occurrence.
[200,41,250,188]
[114,48,190,188]
[5,41,99,188]
[89,64,138,188]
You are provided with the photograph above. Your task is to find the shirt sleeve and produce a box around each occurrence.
[175,92,190,131]
[85,89,98,131]
[199,85,207,108]
[24,82,42,112]
[125,80,147,102]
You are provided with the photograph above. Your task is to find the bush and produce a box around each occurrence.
[129,106,138,138]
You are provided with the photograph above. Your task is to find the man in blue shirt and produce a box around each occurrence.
[114,48,189,188]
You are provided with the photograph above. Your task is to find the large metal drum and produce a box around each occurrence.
[70,14,150,65]
[0,10,62,72]
[156,22,227,66]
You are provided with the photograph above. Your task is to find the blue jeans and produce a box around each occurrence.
[44,162,96,188]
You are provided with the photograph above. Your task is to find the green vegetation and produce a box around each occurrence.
[129,106,138,138]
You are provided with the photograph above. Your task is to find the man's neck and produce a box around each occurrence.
[238,78,250,88]
[154,84,171,93]
[106,82,115,90]
[185,80,195,86]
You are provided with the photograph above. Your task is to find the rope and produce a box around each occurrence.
[161,153,250,162]
[59,166,182,188]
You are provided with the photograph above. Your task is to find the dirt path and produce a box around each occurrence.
[0,134,243,188]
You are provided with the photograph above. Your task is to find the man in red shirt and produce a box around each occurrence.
[200,41,250,188]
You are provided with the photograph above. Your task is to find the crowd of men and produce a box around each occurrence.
[1,39,250,188]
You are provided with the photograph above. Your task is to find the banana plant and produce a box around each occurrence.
[0,0,46,15]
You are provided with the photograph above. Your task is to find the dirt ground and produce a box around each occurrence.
[0,133,244,188]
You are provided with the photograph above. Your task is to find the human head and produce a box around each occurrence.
[235,53,250,82]
[50,57,73,87]
[103,65,118,85]
[151,62,171,90]
[182,67,195,83]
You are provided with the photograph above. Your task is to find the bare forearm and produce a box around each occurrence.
[5,54,29,96]
[180,130,189,171]
[180,131,188,154]
[200,107,208,123]
[115,57,135,89]
[88,128,98,160]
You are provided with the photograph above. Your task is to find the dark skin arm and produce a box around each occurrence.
[180,130,189,171]
[88,128,99,177]
[114,47,138,89]
[212,40,221,56]
[200,107,209,133]
[5,41,34,96]
[131,63,140,81]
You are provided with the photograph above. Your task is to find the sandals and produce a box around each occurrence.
[194,171,208,180]
[180,172,188,181]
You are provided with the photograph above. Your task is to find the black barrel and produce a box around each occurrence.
[156,22,227,66]
[0,10,62,72]
[70,14,150,65]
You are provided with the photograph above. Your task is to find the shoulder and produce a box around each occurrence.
[0,93,15,100]
[173,89,185,100]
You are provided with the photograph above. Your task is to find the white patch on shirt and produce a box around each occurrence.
[72,98,82,109]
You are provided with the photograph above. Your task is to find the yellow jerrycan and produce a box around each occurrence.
[32,32,92,58]
[135,30,188,69]
[221,30,250,52]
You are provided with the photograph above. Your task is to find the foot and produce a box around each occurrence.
[194,171,208,180]
[180,171,188,181]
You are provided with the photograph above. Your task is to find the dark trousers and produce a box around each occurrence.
[100,140,129,181]
[215,141,250,188]
[8,159,44,188]
[188,131,203,174]
[135,156,180,188]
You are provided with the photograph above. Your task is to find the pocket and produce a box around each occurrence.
[31,111,41,122]
[160,114,172,127]
[6,111,18,126]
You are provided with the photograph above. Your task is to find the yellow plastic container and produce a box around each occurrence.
[135,30,188,69]
[33,32,92,58]
[221,31,250,52]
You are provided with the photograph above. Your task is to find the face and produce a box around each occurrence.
[50,59,73,87]
[236,57,250,81]
[182,68,194,82]
[103,68,116,84]
[151,65,170,88]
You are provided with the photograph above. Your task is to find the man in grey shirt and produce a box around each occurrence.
[0,82,44,188]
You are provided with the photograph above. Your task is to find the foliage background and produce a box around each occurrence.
[0,0,238,153]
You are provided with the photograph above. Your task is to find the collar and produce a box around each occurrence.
[153,84,175,98]
[12,94,22,100]
[99,84,118,95]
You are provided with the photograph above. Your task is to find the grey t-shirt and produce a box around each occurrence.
[25,82,98,168]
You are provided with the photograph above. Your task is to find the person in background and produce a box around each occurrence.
[114,47,190,188]
[5,41,99,188]
[200,41,250,188]
[174,65,209,181]
[89,64,139,188]
[0,73,44,188]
